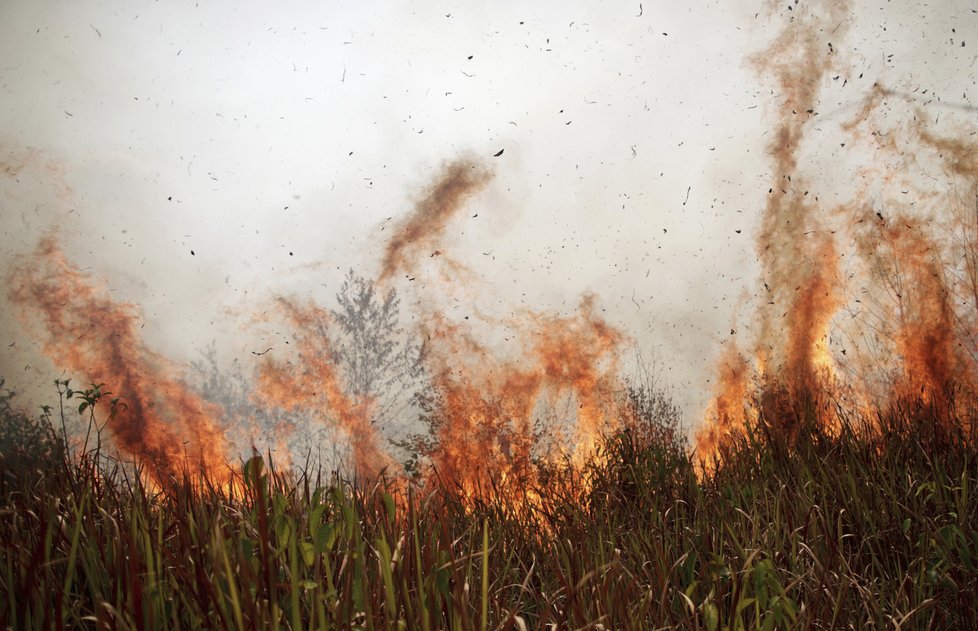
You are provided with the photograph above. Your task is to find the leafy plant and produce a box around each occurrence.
[0,377,65,481]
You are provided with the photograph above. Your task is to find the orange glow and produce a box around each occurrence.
[415,295,623,502]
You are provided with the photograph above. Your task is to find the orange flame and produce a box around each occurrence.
[7,238,229,485]
[419,295,623,500]
[695,342,752,464]
[856,214,973,411]
[258,298,399,481]
[699,1,850,460]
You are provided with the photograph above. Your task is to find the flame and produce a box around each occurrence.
[698,0,850,459]
[695,342,753,464]
[258,298,399,481]
[419,295,623,501]
[7,237,230,486]
[854,214,973,411]
[697,0,978,458]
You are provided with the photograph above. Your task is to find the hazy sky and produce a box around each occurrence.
[2,0,976,424]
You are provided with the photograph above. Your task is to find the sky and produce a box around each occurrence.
[2,0,977,430]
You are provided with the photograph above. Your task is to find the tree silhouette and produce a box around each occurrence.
[329,269,423,431]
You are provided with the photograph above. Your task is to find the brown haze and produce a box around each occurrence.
[378,159,493,283]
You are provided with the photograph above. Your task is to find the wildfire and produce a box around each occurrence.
[259,158,628,502]
[3,157,631,500]
[11,0,978,497]
[418,295,623,501]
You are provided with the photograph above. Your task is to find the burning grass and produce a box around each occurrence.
[0,391,976,629]
[2,3,978,627]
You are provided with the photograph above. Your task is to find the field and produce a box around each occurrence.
[2,389,976,630]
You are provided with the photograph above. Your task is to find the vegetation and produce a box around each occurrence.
[0,378,64,481]
[328,269,423,431]
[0,381,975,630]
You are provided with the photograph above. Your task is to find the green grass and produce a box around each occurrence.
[0,398,976,629]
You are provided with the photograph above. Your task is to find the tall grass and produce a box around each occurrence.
[0,393,976,629]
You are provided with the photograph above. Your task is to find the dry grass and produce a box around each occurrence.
[0,391,976,630]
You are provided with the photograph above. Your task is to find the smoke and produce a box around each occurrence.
[1,1,776,438]
[378,158,493,283]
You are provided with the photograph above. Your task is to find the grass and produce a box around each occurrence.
[0,393,976,629]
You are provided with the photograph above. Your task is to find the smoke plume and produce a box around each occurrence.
[378,158,493,283]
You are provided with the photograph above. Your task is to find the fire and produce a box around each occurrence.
[8,157,630,503]
[419,296,623,500]
[17,0,978,497]
[852,211,977,417]
[697,0,978,460]
[698,0,850,462]
[258,297,400,482]
[694,342,752,464]
[7,237,230,486]
[368,158,627,501]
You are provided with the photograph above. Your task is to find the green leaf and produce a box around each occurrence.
[299,541,316,567]
[315,523,338,552]
[381,492,396,521]
[309,504,326,533]
[702,602,719,631]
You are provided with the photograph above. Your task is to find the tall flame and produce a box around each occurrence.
[698,0,850,461]
[7,238,229,484]
[697,0,978,459]
[751,0,849,398]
